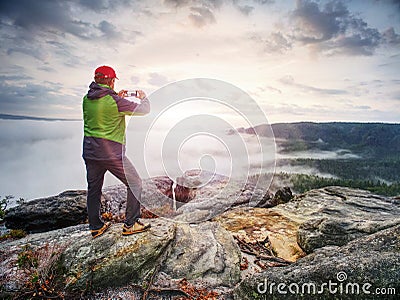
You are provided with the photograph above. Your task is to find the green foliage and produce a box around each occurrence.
[15,243,65,299]
[278,157,400,182]
[17,245,38,269]
[0,229,27,241]
[270,122,400,158]
[0,195,13,221]
[277,172,400,197]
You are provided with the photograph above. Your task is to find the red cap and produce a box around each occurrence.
[94,65,118,79]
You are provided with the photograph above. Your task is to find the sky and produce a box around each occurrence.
[0,0,399,123]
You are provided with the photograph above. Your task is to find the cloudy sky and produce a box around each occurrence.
[0,0,399,123]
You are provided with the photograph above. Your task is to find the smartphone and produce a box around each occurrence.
[124,91,138,97]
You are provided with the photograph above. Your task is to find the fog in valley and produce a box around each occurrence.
[0,119,360,202]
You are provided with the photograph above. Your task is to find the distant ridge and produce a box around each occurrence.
[233,121,400,158]
[0,114,81,122]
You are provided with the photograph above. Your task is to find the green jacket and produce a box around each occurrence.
[82,82,150,160]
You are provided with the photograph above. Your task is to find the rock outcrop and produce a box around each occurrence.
[2,185,399,299]
[0,219,241,297]
[161,221,241,287]
[216,186,400,263]
[5,172,269,231]
[63,219,176,292]
[280,186,400,253]
[233,224,400,299]
[214,208,305,263]
[4,190,87,233]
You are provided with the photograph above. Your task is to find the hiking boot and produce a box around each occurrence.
[90,222,111,238]
[122,220,151,236]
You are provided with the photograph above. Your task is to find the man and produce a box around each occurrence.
[82,65,151,238]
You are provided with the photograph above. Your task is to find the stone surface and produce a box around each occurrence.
[62,219,176,292]
[161,221,241,287]
[100,170,268,223]
[273,186,293,205]
[273,186,400,253]
[233,224,400,299]
[2,185,399,298]
[214,208,305,263]
[4,190,87,233]
[1,219,242,296]
[3,177,173,233]
[101,176,174,219]
[3,172,270,232]
[255,186,293,208]
[0,224,89,295]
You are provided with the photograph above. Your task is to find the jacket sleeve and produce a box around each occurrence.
[113,95,150,116]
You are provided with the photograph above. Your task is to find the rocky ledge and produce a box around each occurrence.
[4,171,284,233]
[1,185,399,299]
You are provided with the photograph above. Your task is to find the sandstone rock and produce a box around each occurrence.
[0,224,88,295]
[102,176,174,219]
[255,187,293,208]
[4,190,87,233]
[273,186,293,205]
[1,219,242,296]
[214,207,305,263]
[233,224,400,299]
[3,177,173,233]
[1,186,399,299]
[255,190,274,208]
[173,181,265,223]
[161,221,241,287]
[273,186,400,253]
[216,186,400,264]
[4,171,266,231]
[62,219,176,292]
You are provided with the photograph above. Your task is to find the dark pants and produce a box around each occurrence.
[84,157,142,230]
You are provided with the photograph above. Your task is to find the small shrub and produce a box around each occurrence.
[0,195,13,222]
[14,243,65,299]
[16,198,25,206]
[9,229,27,239]
[0,229,27,241]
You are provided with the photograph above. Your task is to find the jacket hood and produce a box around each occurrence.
[86,82,115,100]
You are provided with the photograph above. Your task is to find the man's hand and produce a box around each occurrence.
[118,90,128,98]
[136,90,146,100]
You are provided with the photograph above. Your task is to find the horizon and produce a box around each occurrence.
[1,113,400,125]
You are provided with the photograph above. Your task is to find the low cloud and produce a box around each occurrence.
[78,0,133,13]
[147,73,170,87]
[237,5,254,16]
[0,0,129,67]
[97,20,122,40]
[0,0,90,39]
[163,0,274,26]
[0,78,79,117]
[189,6,216,27]
[251,32,292,53]
[279,75,347,95]
[382,27,400,45]
[247,0,399,57]
[289,0,397,56]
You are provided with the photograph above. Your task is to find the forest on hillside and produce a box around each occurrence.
[243,122,400,197]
